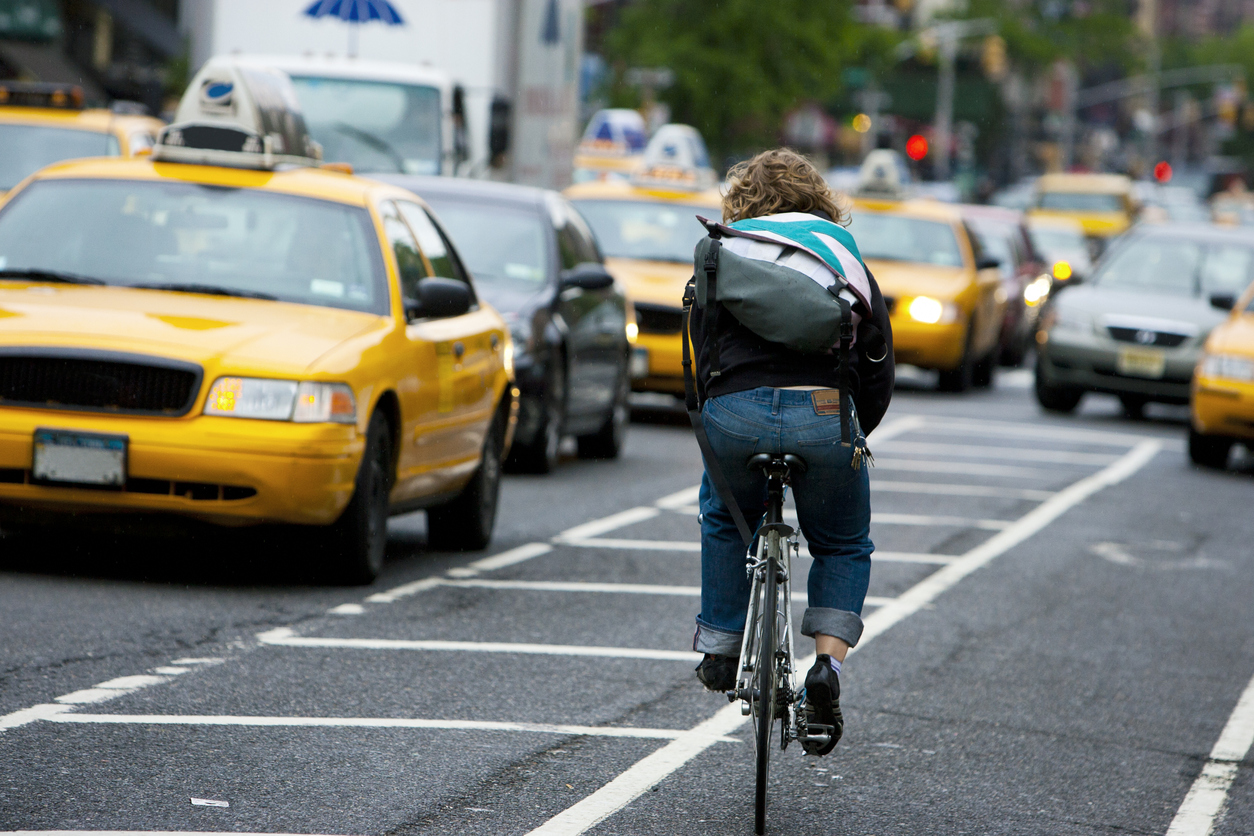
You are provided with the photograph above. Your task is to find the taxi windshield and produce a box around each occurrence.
[1038,192,1124,212]
[423,198,549,291]
[848,213,964,267]
[0,179,388,314]
[0,124,119,190]
[571,199,708,263]
[289,76,441,175]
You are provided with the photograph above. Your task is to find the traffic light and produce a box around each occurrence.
[982,35,1008,80]
[1154,161,1172,183]
[906,134,929,161]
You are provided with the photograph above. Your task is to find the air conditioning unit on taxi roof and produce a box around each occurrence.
[153,59,323,170]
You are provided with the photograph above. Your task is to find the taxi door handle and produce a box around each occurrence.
[453,342,465,359]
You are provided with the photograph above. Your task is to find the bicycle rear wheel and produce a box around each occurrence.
[753,537,779,835]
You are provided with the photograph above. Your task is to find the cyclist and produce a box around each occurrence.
[689,149,894,755]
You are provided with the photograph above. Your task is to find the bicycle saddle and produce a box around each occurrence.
[747,453,807,477]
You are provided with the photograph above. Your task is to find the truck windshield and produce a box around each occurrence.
[0,124,119,190]
[289,76,441,175]
[0,179,388,314]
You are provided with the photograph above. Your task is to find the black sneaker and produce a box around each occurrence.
[801,654,843,756]
[695,653,739,692]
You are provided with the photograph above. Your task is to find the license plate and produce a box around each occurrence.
[629,347,650,380]
[32,428,127,488]
[1116,346,1166,379]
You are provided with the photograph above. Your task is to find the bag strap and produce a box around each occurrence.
[703,239,723,379]
[833,289,853,447]
[682,255,754,548]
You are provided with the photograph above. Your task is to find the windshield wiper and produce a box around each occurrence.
[127,282,278,301]
[0,268,105,285]
[331,122,406,173]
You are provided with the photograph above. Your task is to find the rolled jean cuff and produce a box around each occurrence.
[801,607,864,648]
[693,620,742,656]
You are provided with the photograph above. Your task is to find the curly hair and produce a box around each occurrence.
[722,148,848,225]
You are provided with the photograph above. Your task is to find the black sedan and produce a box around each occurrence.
[375,175,631,473]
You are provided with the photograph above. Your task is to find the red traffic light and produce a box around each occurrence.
[906,134,929,161]
[1154,161,1173,183]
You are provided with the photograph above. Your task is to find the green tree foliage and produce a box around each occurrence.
[602,0,893,163]
[956,0,1141,73]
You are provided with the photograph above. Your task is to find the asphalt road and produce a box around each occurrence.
[2,366,1253,836]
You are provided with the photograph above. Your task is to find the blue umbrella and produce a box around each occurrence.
[303,0,405,58]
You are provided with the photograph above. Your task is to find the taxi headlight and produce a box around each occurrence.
[204,377,355,423]
[1201,353,1254,382]
[292,382,357,424]
[626,321,639,343]
[907,296,957,324]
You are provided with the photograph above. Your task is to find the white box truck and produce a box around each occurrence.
[178,0,584,188]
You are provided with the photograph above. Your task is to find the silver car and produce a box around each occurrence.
[1035,223,1254,416]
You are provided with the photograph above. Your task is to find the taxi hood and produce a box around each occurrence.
[0,284,386,374]
[863,259,971,301]
[605,257,691,309]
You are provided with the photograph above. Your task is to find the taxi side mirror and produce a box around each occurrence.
[560,262,614,291]
[976,256,1001,271]
[405,277,472,321]
[1210,292,1237,312]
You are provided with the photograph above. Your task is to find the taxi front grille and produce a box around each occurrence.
[0,350,202,416]
[634,304,684,335]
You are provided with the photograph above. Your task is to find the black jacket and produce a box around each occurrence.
[688,233,895,434]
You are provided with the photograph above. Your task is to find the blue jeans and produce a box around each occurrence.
[694,387,873,657]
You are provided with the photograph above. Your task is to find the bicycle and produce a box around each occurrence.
[732,452,835,835]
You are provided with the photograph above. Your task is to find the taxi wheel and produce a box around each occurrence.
[1188,428,1233,470]
[428,408,504,551]
[1119,396,1148,419]
[973,351,996,389]
[937,342,974,393]
[324,411,392,585]
[577,370,628,459]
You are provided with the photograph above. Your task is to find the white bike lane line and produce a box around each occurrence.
[523,438,1163,836]
[1165,670,1254,836]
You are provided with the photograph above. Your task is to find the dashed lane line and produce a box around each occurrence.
[875,440,1120,466]
[48,714,737,743]
[257,628,700,662]
[921,416,1182,449]
[870,481,1056,501]
[524,439,1163,836]
[1165,667,1254,836]
[868,459,1052,478]
[555,507,661,542]
[552,539,956,564]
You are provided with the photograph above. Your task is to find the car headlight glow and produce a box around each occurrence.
[626,321,639,343]
[1024,276,1051,306]
[907,296,956,325]
[1053,260,1072,281]
[1201,353,1254,382]
[204,377,355,423]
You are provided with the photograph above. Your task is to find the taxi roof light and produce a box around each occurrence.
[629,124,717,192]
[0,81,84,110]
[153,59,322,171]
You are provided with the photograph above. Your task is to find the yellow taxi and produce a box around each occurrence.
[1027,173,1137,254]
[0,65,515,583]
[566,173,721,395]
[849,197,1006,391]
[0,81,165,196]
[1189,279,1254,469]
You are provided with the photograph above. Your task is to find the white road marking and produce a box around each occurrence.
[870,481,1056,501]
[168,658,223,666]
[329,603,366,615]
[876,441,1119,466]
[873,512,1010,530]
[150,667,191,676]
[654,485,701,509]
[1165,668,1254,836]
[997,368,1033,389]
[554,538,953,565]
[364,576,442,604]
[524,438,1163,836]
[2,832,352,836]
[869,458,1051,478]
[49,713,735,743]
[257,628,700,662]
[555,507,661,542]
[438,578,895,608]
[0,703,71,731]
[866,414,927,442]
[922,416,1175,448]
[465,542,553,573]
